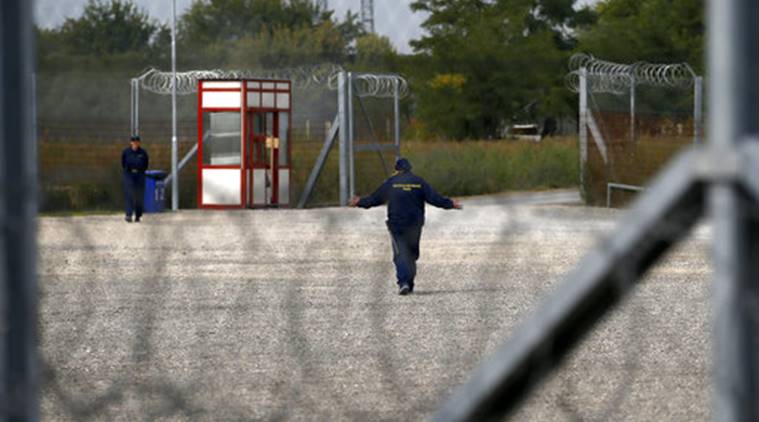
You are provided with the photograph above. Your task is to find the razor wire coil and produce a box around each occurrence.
[135,64,408,98]
[328,72,409,99]
[566,53,697,94]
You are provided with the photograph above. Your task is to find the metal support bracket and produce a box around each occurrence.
[587,112,609,164]
[163,132,212,186]
[297,115,340,209]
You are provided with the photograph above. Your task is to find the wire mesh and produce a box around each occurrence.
[33,1,713,421]
[570,54,702,207]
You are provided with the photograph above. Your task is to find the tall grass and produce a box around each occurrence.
[41,137,580,211]
[402,137,579,197]
[585,135,692,206]
[291,137,579,207]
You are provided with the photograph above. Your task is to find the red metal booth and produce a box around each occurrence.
[197,79,292,208]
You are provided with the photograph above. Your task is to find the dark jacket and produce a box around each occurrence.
[122,147,149,175]
[357,171,454,227]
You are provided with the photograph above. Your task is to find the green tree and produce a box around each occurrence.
[352,33,397,71]
[408,0,593,139]
[577,0,704,71]
[180,0,330,45]
[178,0,365,67]
[223,22,349,68]
[58,0,162,56]
[37,27,68,62]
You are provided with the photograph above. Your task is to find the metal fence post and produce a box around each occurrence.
[394,78,401,160]
[338,71,349,206]
[579,67,588,200]
[630,76,636,142]
[348,72,355,198]
[0,0,40,419]
[708,0,759,420]
[130,79,137,136]
[694,76,703,144]
[170,0,179,211]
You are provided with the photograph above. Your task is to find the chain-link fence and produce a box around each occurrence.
[16,1,728,421]
[566,54,704,207]
[38,63,408,211]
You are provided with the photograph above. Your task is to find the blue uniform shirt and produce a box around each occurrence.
[357,171,454,227]
[122,147,149,174]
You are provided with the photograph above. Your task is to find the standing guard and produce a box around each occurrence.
[122,135,150,222]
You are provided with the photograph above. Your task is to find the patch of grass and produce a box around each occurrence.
[40,137,580,211]
[40,183,119,212]
[402,137,579,197]
[585,135,692,207]
[291,137,579,206]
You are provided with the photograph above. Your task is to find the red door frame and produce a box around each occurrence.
[197,80,246,209]
[197,79,292,209]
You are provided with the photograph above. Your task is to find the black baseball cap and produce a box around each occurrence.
[130,135,141,142]
[395,158,412,171]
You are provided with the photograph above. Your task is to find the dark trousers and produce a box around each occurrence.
[123,172,145,218]
[387,223,422,288]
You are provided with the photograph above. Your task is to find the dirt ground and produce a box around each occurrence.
[38,189,712,421]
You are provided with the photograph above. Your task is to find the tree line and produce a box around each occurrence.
[37,0,704,140]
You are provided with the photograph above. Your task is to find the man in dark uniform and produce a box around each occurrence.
[349,158,462,295]
[121,135,149,223]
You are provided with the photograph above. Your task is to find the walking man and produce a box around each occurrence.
[349,158,462,295]
[121,135,149,222]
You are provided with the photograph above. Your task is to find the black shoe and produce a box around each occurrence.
[399,284,410,296]
[125,216,132,223]
[135,216,141,223]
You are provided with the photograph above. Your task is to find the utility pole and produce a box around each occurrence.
[360,0,374,33]
[171,0,179,211]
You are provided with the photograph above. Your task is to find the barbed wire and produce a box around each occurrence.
[564,70,633,95]
[565,53,698,94]
[330,72,410,99]
[134,64,409,99]
[135,64,341,95]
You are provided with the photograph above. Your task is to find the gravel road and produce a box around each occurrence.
[38,189,711,421]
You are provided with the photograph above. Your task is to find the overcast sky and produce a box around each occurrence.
[35,0,599,54]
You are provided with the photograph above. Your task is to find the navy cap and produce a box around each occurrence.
[395,158,412,172]
[130,135,141,142]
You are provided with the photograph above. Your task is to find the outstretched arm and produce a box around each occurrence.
[350,181,389,208]
[423,181,462,209]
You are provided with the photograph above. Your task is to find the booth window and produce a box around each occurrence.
[279,113,289,166]
[203,112,241,165]
[277,92,289,109]
[262,92,275,108]
[249,91,261,108]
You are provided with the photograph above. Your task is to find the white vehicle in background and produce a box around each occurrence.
[506,123,542,142]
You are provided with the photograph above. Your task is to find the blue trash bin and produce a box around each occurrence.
[144,170,167,213]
